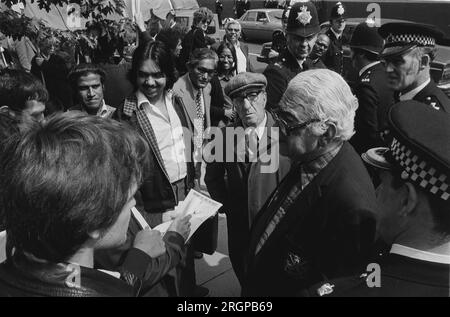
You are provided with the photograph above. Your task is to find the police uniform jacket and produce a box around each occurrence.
[323,28,345,75]
[412,80,450,113]
[311,253,450,297]
[351,62,395,154]
[263,49,317,111]
[243,142,379,296]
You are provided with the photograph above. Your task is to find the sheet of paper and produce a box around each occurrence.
[0,231,6,263]
[154,189,222,243]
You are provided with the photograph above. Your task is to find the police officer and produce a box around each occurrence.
[379,22,450,112]
[349,21,395,154]
[264,0,321,110]
[322,2,346,75]
[312,100,450,297]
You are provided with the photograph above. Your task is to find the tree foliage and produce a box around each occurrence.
[1,0,125,20]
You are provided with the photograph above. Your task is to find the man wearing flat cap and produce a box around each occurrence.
[313,100,450,297]
[205,72,290,286]
[349,21,395,154]
[263,0,321,111]
[243,69,379,296]
[322,2,347,75]
[379,22,450,112]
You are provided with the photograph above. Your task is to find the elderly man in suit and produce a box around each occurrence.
[243,69,379,296]
[213,19,253,73]
[204,72,291,285]
[173,48,217,176]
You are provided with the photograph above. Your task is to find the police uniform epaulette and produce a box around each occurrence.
[361,71,371,83]
[424,95,441,111]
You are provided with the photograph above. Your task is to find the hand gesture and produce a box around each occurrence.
[168,214,192,241]
[133,229,166,258]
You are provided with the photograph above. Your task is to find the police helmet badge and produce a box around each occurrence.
[337,2,345,16]
[316,283,335,296]
[297,6,312,25]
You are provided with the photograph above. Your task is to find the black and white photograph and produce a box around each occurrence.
[0,0,449,300]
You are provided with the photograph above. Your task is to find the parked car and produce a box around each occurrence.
[257,18,450,97]
[174,10,225,43]
[238,9,283,42]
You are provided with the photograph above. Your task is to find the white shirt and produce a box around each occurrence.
[137,91,187,183]
[390,243,450,264]
[96,100,116,118]
[234,42,247,73]
[359,61,380,78]
[399,78,431,101]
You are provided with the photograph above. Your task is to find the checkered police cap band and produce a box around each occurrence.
[391,138,449,201]
[386,33,435,47]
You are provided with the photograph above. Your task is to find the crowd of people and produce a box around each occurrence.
[0,0,449,297]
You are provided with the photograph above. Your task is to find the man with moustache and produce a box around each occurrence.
[378,22,450,113]
[243,69,379,296]
[263,1,321,111]
[68,64,117,118]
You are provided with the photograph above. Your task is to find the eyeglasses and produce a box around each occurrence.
[234,90,263,102]
[227,27,240,33]
[195,66,217,77]
[274,111,321,136]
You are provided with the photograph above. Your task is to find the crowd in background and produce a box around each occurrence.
[0,0,449,297]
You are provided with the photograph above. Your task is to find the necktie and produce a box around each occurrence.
[195,90,204,150]
[255,169,303,255]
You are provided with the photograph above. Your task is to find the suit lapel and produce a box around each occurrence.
[180,74,197,126]
[203,84,211,128]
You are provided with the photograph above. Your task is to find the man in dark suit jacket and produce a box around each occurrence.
[264,1,321,111]
[378,22,450,113]
[205,73,290,285]
[349,22,395,154]
[312,101,450,297]
[243,69,379,297]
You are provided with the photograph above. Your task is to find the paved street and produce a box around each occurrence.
[193,42,265,297]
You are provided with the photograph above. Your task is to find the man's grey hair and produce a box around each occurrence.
[280,69,358,141]
[225,18,241,31]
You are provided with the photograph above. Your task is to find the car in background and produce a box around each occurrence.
[174,10,225,43]
[257,18,450,97]
[238,9,283,42]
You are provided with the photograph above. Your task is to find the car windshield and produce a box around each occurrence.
[268,11,282,20]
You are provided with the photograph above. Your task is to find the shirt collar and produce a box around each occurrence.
[390,243,450,264]
[136,90,172,108]
[399,78,430,101]
[95,99,107,115]
[359,61,380,78]
[331,28,342,40]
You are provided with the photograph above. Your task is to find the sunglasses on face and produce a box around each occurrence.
[195,66,217,77]
[234,90,263,103]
